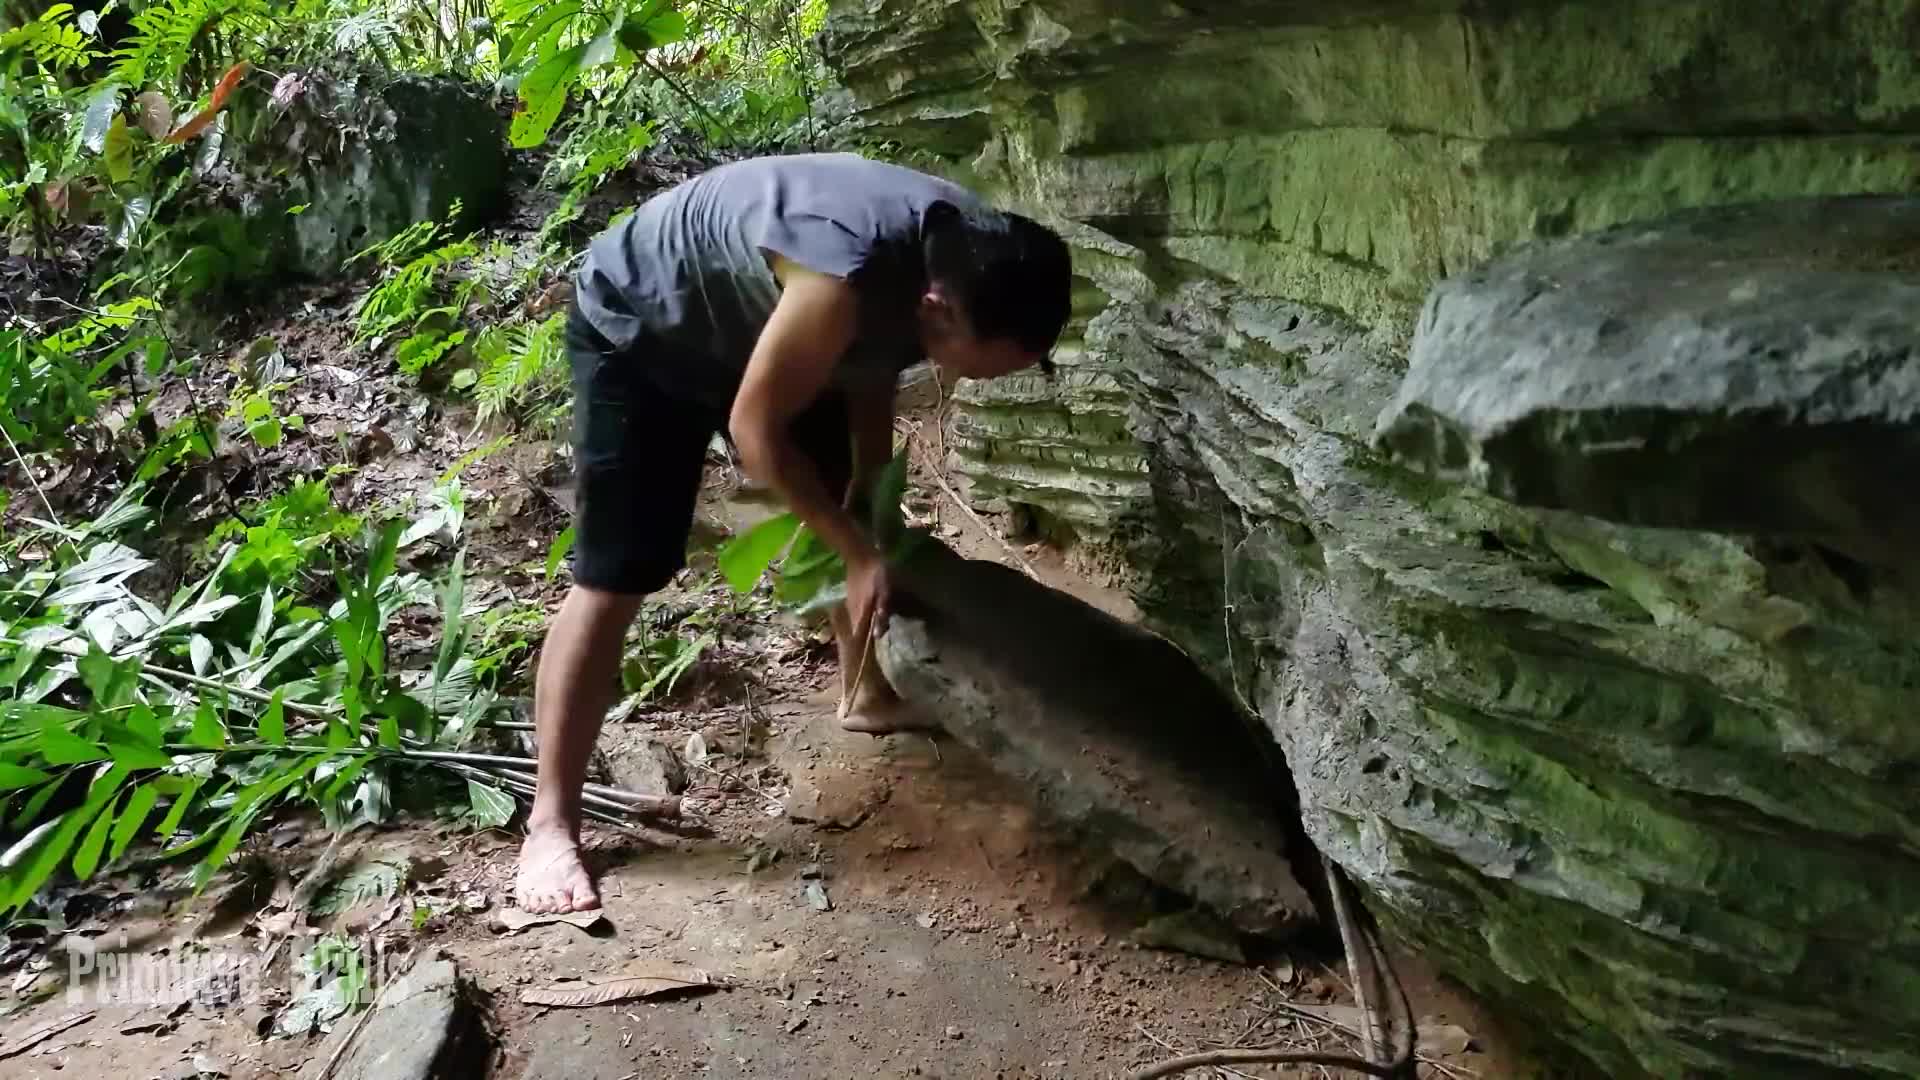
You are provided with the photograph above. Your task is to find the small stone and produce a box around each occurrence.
[1000,922,1020,939]
[786,1016,809,1034]
[805,882,832,912]
[945,1025,964,1040]
[819,950,839,962]
[801,864,826,880]
[915,913,937,930]
[1068,960,1081,975]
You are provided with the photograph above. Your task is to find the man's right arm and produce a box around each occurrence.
[728,257,890,632]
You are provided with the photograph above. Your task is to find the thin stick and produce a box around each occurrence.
[1329,853,1382,1063]
[837,604,875,721]
[311,984,379,1080]
[903,423,1042,581]
[0,419,60,526]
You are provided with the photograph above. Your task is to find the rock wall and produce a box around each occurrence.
[825,2,1920,1077]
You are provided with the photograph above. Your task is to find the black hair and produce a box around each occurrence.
[922,201,1073,372]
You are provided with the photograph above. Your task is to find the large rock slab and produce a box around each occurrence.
[876,539,1319,939]
[1375,196,1920,564]
[829,1,1920,1076]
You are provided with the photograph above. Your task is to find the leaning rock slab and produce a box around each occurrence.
[1375,196,1920,564]
[876,540,1318,938]
[305,955,485,1080]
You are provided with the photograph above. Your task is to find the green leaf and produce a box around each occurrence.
[125,703,162,747]
[869,451,911,551]
[80,81,122,153]
[545,526,575,580]
[71,794,116,879]
[103,114,132,183]
[189,701,226,748]
[501,1,584,70]
[40,719,106,765]
[465,779,515,829]
[12,779,62,830]
[192,757,323,893]
[189,634,214,674]
[510,43,586,149]
[150,777,202,841]
[374,692,425,748]
[109,783,159,862]
[0,764,52,791]
[717,514,801,594]
[4,764,128,911]
[251,586,276,658]
[259,690,287,745]
[78,647,140,708]
[101,738,172,770]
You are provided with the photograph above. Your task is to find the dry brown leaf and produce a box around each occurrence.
[490,907,607,934]
[520,967,722,1008]
[134,91,173,139]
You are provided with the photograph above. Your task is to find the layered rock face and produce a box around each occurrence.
[826,3,1920,1076]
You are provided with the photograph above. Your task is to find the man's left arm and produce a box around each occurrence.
[845,375,899,513]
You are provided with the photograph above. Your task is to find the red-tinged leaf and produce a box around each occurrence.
[166,61,251,145]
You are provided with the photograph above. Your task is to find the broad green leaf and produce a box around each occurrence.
[510,43,586,149]
[189,701,226,748]
[41,719,106,765]
[4,764,128,911]
[78,648,140,709]
[71,794,116,879]
[101,739,172,770]
[501,1,584,70]
[0,764,51,791]
[466,779,515,829]
[259,690,287,745]
[108,783,159,862]
[103,114,132,183]
[717,514,801,593]
[374,692,426,748]
[124,703,163,747]
[545,526,576,580]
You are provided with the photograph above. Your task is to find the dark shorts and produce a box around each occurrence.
[567,305,851,595]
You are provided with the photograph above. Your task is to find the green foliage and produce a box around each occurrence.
[309,855,408,915]
[714,452,920,613]
[0,476,506,924]
[351,202,482,372]
[498,0,686,149]
[468,312,566,425]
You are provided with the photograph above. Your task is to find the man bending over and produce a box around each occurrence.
[516,152,1074,914]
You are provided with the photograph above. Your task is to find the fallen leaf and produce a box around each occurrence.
[134,91,173,139]
[1424,1022,1477,1056]
[489,907,607,935]
[520,966,723,1008]
[0,1012,93,1059]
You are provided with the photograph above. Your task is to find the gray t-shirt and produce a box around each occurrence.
[574,152,980,409]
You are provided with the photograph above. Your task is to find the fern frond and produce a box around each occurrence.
[112,0,269,89]
[475,313,566,424]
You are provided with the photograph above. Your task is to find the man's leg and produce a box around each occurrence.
[515,585,644,913]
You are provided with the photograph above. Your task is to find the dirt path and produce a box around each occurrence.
[2,672,1503,1080]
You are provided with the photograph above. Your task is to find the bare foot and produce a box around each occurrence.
[514,825,599,913]
[839,683,940,735]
